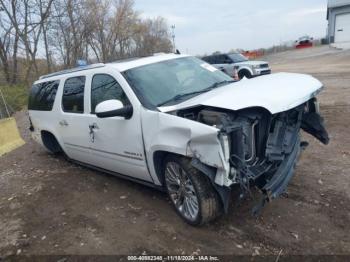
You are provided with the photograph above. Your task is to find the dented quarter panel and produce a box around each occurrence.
[140,108,231,186]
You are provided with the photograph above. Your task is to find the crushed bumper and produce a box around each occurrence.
[229,101,328,214]
[262,137,300,200]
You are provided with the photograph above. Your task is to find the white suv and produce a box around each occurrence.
[202,53,271,79]
[28,54,329,225]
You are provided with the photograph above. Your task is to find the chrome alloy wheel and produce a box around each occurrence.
[165,162,199,221]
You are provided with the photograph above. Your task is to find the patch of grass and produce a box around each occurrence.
[0,84,28,115]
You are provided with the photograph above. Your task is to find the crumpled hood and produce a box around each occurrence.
[159,73,323,114]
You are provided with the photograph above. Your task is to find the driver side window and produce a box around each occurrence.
[91,74,130,114]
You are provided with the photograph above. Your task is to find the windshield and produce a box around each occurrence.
[228,53,248,63]
[123,57,233,107]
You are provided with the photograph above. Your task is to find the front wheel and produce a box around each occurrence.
[238,70,252,79]
[163,155,222,226]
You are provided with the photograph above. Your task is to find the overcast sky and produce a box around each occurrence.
[135,0,328,55]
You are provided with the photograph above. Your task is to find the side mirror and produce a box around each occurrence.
[95,99,133,119]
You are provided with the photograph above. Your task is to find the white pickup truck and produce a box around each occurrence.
[202,53,271,79]
[28,54,328,225]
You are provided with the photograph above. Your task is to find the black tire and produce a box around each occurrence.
[238,69,252,79]
[163,155,222,226]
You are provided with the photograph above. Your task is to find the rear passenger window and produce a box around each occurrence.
[28,80,59,111]
[217,55,225,64]
[91,74,130,113]
[211,56,218,64]
[62,76,85,113]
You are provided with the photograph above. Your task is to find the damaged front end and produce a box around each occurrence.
[178,98,329,213]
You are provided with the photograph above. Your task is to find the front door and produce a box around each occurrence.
[86,73,152,182]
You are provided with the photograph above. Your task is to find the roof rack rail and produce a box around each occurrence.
[39,63,105,80]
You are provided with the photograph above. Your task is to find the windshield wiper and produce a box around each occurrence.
[205,80,235,90]
[157,80,235,107]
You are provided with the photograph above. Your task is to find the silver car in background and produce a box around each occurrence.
[202,53,271,79]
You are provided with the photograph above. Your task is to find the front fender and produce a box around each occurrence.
[238,66,253,75]
[141,109,231,186]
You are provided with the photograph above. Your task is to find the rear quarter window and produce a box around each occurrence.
[28,80,60,111]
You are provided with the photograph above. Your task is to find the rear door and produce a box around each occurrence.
[58,75,93,163]
[216,55,234,76]
[86,72,152,182]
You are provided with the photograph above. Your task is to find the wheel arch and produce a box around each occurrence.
[152,150,186,185]
[152,150,231,213]
[238,67,253,77]
[40,130,63,154]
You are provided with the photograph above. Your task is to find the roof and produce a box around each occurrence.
[39,63,105,80]
[38,53,189,82]
[328,0,350,8]
[110,53,189,71]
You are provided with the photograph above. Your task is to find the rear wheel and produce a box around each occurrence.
[163,155,222,225]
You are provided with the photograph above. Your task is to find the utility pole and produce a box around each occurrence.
[171,24,176,52]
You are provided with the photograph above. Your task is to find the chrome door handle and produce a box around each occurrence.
[59,120,68,126]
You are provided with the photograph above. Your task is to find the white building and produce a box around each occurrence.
[327,0,350,48]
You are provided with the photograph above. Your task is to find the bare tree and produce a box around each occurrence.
[84,0,112,62]
[85,0,172,62]
[85,0,140,62]
[39,0,52,72]
[134,17,173,57]
[112,0,139,58]
[0,18,12,82]
[0,0,173,85]
[0,0,53,83]
[49,0,89,67]
[0,4,20,84]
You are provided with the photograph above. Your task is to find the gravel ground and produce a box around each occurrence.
[0,46,349,257]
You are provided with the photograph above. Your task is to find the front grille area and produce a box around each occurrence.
[260,64,269,68]
[260,70,271,75]
[228,105,305,183]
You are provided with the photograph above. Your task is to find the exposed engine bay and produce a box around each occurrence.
[175,98,329,213]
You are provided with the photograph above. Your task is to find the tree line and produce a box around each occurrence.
[0,0,173,85]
